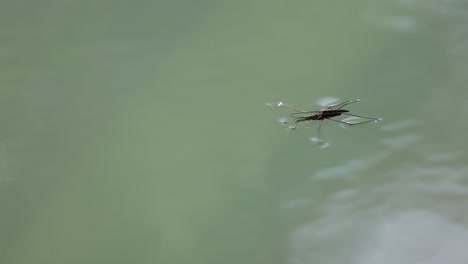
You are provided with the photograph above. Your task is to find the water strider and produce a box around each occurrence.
[274,99,381,138]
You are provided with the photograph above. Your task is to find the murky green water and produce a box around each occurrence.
[1,1,468,264]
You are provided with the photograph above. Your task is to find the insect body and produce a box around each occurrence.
[297,109,349,122]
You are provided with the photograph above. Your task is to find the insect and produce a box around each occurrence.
[278,99,381,135]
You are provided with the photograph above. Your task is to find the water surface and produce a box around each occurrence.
[1,0,468,264]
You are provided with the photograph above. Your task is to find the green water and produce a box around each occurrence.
[2,1,468,264]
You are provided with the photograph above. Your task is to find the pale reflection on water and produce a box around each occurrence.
[290,210,468,264]
[356,211,468,264]
[285,139,468,263]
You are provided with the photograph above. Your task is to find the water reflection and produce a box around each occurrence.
[281,113,467,263]
[363,0,468,33]
[309,137,330,149]
[355,211,468,264]
[311,151,388,180]
[285,141,468,263]
[289,209,468,264]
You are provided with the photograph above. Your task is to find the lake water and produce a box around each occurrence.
[1,1,468,264]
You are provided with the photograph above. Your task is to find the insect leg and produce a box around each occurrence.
[276,102,311,113]
[326,99,359,109]
[328,118,376,125]
[317,120,324,138]
[342,113,381,120]
[336,100,361,109]
[289,111,319,116]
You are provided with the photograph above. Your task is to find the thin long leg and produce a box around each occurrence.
[289,111,319,116]
[325,100,350,109]
[342,113,380,120]
[317,120,324,138]
[326,99,360,110]
[278,103,311,113]
[327,118,376,125]
[336,100,360,109]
